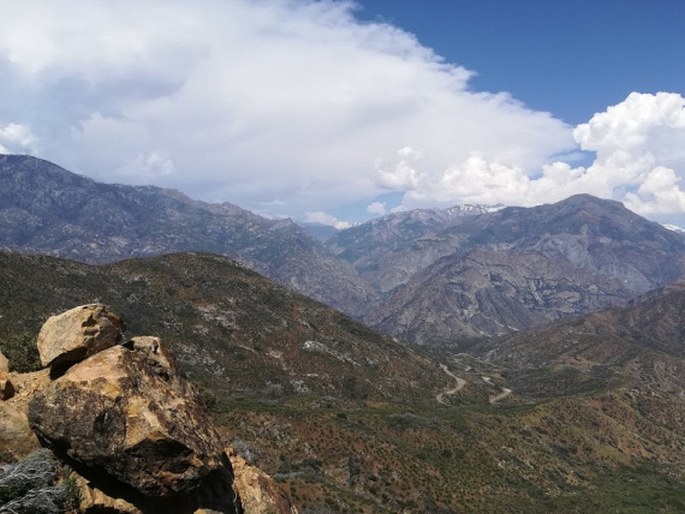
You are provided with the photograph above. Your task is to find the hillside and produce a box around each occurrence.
[0,251,440,403]
[2,252,685,512]
[0,154,374,317]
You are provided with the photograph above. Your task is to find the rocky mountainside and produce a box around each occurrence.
[0,154,374,317]
[0,251,445,404]
[2,253,685,512]
[476,280,685,372]
[3,154,685,347]
[359,194,685,343]
[327,203,502,294]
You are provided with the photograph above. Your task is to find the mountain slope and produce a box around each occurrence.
[327,204,501,294]
[0,251,439,402]
[363,194,685,343]
[0,154,374,316]
[2,252,685,512]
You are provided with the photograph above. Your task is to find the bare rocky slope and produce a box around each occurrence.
[353,195,685,343]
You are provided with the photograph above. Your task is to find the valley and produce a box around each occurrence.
[1,155,685,512]
[1,251,684,512]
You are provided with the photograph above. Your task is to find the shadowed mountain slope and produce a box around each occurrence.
[0,154,374,317]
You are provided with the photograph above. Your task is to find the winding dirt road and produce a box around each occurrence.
[489,387,512,404]
[436,364,466,405]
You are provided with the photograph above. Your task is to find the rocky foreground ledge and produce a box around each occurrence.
[0,304,297,514]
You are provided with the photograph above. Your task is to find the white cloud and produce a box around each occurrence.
[304,211,352,230]
[366,201,387,216]
[0,3,682,222]
[0,0,572,218]
[0,123,37,154]
[386,92,685,217]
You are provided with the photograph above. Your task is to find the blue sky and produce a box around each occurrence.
[0,1,683,226]
[357,0,685,125]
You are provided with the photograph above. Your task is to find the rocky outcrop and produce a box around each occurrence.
[0,402,39,462]
[28,342,228,498]
[36,303,123,368]
[228,449,297,514]
[0,350,8,373]
[0,304,298,514]
[0,358,48,461]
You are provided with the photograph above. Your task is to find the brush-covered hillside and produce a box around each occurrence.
[2,252,685,512]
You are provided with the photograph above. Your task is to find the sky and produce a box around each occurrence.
[0,0,684,227]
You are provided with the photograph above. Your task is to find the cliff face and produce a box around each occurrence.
[0,304,297,514]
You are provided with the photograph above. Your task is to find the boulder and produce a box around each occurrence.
[28,339,228,498]
[36,303,123,368]
[0,350,8,373]
[0,401,40,461]
[4,369,51,415]
[228,448,298,514]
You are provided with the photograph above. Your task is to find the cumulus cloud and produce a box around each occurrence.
[383,92,685,218]
[304,211,352,230]
[0,2,682,222]
[0,0,572,218]
[0,123,37,154]
[366,201,387,215]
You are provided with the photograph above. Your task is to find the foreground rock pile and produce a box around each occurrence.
[0,304,297,514]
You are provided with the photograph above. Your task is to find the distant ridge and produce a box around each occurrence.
[0,154,374,316]
[2,154,685,345]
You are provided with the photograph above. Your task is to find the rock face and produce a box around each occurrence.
[7,304,301,513]
[2,305,239,512]
[29,340,227,497]
[36,303,123,368]
[352,194,685,343]
[228,449,297,514]
[0,402,40,462]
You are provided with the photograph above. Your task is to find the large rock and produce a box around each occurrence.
[28,337,229,498]
[36,303,123,368]
[0,401,40,461]
[228,449,298,514]
[73,472,143,514]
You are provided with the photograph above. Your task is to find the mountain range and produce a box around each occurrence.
[0,154,374,318]
[2,154,685,348]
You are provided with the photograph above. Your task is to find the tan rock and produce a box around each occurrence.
[0,350,8,373]
[73,472,143,514]
[0,401,40,461]
[4,368,51,415]
[28,341,230,498]
[228,448,299,514]
[0,372,14,400]
[36,303,124,368]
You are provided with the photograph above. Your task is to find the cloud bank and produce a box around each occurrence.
[0,1,682,224]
